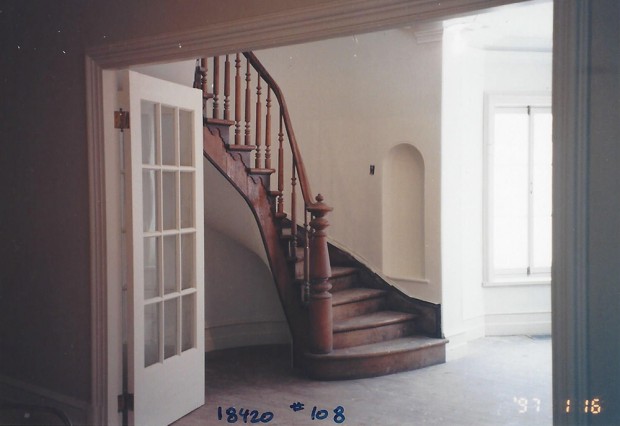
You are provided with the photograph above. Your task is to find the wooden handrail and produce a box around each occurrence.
[242,52,315,207]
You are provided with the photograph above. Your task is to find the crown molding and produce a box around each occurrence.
[87,0,523,68]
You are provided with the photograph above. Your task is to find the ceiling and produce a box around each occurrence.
[444,0,553,52]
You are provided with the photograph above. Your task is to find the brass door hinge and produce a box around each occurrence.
[117,392,134,413]
[114,109,130,131]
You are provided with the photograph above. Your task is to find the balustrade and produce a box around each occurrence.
[194,51,333,354]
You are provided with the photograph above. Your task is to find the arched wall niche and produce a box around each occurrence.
[382,143,426,281]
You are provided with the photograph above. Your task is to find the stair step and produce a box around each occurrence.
[304,336,448,380]
[334,310,417,333]
[332,288,386,306]
[333,311,418,349]
[329,266,358,291]
[332,288,387,321]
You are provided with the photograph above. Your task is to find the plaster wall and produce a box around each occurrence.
[441,30,486,345]
[256,29,443,303]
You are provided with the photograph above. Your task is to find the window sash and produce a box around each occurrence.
[484,94,552,285]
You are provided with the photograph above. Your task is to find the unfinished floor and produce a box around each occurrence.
[174,336,551,426]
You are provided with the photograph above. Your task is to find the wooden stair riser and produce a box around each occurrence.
[333,320,416,349]
[329,272,358,292]
[304,342,446,381]
[248,171,272,189]
[206,122,232,145]
[333,296,387,321]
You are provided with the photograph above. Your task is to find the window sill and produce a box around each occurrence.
[483,276,551,287]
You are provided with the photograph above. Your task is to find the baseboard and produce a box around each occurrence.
[444,316,485,360]
[204,321,291,352]
[0,375,90,425]
[485,312,552,336]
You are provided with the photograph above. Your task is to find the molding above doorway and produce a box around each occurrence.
[87,0,524,68]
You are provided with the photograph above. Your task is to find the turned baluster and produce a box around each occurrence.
[244,59,252,146]
[303,208,310,304]
[291,161,298,255]
[200,58,208,118]
[254,78,263,168]
[234,54,241,146]
[212,56,220,119]
[265,87,272,169]
[307,194,333,354]
[224,55,231,121]
[277,112,285,217]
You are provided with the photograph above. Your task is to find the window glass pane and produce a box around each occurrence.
[142,170,158,232]
[162,171,177,230]
[144,302,160,367]
[492,111,529,271]
[532,111,553,268]
[163,235,178,295]
[179,109,193,167]
[143,236,160,299]
[141,101,157,165]
[164,298,178,360]
[180,172,194,229]
[182,293,196,352]
[533,216,552,268]
[181,233,195,290]
[161,106,176,165]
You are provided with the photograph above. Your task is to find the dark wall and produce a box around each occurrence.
[588,1,620,424]
[0,2,91,401]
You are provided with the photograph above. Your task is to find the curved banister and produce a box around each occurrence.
[242,51,315,207]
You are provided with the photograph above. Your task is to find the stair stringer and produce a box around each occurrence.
[202,125,310,367]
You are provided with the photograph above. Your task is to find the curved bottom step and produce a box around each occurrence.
[303,336,448,380]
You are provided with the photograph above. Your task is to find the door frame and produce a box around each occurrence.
[86,0,588,424]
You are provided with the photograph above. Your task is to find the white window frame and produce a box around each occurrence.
[483,92,552,287]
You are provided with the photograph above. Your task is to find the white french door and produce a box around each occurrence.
[119,70,204,426]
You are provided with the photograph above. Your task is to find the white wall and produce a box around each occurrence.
[257,28,443,303]
[441,28,487,347]
[441,25,552,347]
[203,160,290,350]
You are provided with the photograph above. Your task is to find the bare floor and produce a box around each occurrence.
[174,336,551,426]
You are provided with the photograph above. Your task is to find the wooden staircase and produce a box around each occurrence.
[196,52,447,379]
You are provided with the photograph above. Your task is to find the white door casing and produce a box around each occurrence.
[119,70,204,426]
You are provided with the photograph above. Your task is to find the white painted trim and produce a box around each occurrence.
[86,55,108,426]
[85,0,567,424]
[485,312,551,336]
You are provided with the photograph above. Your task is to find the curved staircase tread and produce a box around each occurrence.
[305,336,448,360]
[333,310,418,333]
[330,266,358,278]
[332,288,387,306]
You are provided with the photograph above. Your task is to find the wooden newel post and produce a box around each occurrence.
[307,194,333,354]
